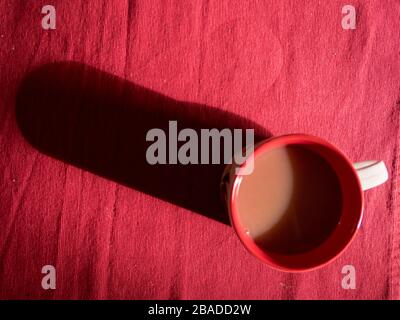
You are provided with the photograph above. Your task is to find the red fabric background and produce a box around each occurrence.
[0,0,399,299]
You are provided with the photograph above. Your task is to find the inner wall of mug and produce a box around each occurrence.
[230,136,364,271]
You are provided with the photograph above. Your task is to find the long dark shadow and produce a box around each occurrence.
[15,62,270,225]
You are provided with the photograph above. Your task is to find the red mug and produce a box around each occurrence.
[221,134,388,272]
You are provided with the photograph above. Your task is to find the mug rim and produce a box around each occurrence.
[228,134,364,272]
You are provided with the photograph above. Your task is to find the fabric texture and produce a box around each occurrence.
[0,0,399,299]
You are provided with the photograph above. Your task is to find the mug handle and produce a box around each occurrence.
[353,160,389,191]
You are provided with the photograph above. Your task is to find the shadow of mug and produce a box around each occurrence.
[15,62,270,225]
